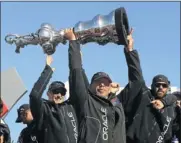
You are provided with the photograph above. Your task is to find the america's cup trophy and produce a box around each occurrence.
[73,7,129,46]
[5,23,67,55]
[5,7,129,55]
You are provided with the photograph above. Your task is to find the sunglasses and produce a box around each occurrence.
[154,83,168,88]
[51,89,66,95]
[95,78,111,86]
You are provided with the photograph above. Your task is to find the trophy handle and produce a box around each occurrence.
[5,34,39,53]
[5,23,67,55]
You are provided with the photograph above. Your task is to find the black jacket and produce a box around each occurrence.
[171,106,181,142]
[17,121,43,143]
[68,40,133,143]
[117,47,177,143]
[29,65,78,143]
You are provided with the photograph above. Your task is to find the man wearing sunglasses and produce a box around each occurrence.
[117,62,177,142]
[29,55,78,143]
[16,104,42,143]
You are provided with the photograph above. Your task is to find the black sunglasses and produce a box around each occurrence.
[154,83,168,88]
[20,111,28,117]
[51,89,66,96]
[95,78,111,86]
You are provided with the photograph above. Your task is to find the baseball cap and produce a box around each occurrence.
[15,104,30,123]
[152,74,170,85]
[91,72,112,84]
[48,81,67,95]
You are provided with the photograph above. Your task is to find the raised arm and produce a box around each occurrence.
[29,56,54,126]
[117,29,145,108]
[124,28,143,82]
[64,28,89,114]
[124,49,143,82]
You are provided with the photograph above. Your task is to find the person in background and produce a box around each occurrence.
[171,91,181,142]
[16,104,42,143]
[117,61,177,142]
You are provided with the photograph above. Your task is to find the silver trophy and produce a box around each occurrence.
[5,7,129,55]
[73,7,129,46]
[5,23,67,55]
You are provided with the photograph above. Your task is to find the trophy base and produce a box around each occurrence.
[115,7,129,46]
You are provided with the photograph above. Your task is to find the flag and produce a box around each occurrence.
[0,100,8,118]
[1,68,27,119]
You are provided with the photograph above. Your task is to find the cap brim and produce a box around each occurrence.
[93,75,112,83]
[15,116,22,123]
[49,87,67,95]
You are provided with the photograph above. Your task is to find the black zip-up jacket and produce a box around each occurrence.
[29,65,78,143]
[17,121,43,143]
[116,47,177,143]
[68,40,142,143]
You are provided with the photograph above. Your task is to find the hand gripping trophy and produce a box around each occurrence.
[5,7,129,55]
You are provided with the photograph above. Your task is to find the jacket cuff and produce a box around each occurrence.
[160,99,166,107]
[45,64,53,72]
[124,47,137,54]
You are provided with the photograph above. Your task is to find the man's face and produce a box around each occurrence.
[47,89,65,104]
[153,82,169,98]
[92,78,111,98]
[20,109,33,124]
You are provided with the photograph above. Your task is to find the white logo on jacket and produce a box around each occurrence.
[101,107,108,141]
[67,112,78,142]
[31,136,38,143]
[156,116,172,143]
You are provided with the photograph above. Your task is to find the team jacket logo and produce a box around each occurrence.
[101,107,108,141]
[156,116,172,143]
[31,135,38,143]
[67,112,78,142]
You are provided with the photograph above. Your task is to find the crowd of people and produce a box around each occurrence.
[0,28,180,143]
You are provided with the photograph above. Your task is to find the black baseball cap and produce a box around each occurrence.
[48,81,67,95]
[15,104,30,123]
[91,72,112,84]
[152,74,170,85]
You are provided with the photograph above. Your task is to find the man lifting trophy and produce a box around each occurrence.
[5,7,129,55]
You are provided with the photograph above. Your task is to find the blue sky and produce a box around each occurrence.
[1,2,180,141]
